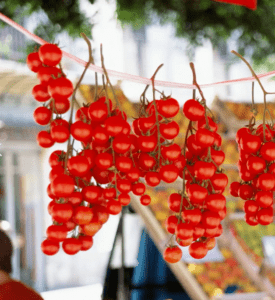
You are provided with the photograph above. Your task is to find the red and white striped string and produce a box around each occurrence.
[0,12,274,89]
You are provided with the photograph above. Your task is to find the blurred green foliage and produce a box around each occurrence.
[116,0,275,66]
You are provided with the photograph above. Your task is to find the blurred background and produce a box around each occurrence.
[1,0,275,299]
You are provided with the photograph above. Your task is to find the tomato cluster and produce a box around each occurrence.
[230,124,275,226]
[27,43,187,256]
[28,44,73,147]
[164,99,227,263]
[133,97,182,190]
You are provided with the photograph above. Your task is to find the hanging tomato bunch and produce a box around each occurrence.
[163,63,227,263]
[229,51,275,227]
[27,36,187,256]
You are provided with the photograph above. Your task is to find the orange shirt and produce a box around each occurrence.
[0,280,44,300]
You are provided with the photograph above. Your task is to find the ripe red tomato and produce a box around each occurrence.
[67,191,82,206]
[187,184,208,204]
[158,98,180,118]
[132,182,145,196]
[138,153,156,170]
[48,77,74,99]
[115,156,133,173]
[112,134,131,154]
[106,199,122,215]
[168,193,187,212]
[62,238,82,255]
[246,156,266,174]
[206,148,225,165]
[257,173,275,191]
[256,124,274,142]
[105,116,127,136]
[78,149,96,168]
[46,225,68,242]
[51,202,74,223]
[238,184,254,200]
[118,193,131,206]
[210,173,228,191]
[27,52,42,72]
[193,223,205,240]
[245,213,258,226]
[33,107,52,125]
[205,194,226,212]
[138,135,157,152]
[145,172,160,187]
[32,84,51,102]
[187,135,203,155]
[163,246,182,263]
[95,152,113,170]
[70,121,93,142]
[50,125,70,143]
[51,118,69,129]
[49,165,64,182]
[140,194,151,206]
[177,237,193,247]
[189,242,208,259]
[47,184,56,199]
[197,116,218,132]
[236,127,250,144]
[183,99,205,121]
[176,223,194,239]
[182,208,202,226]
[82,185,102,204]
[73,206,93,225]
[92,166,111,184]
[229,182,241,197]
[138,115,156,134]
[39,43,62,66]
[257,208,273,225]
[50,98,70,114]
[260,142,275,161]
[88,101,108,122]
[37,131,55,148]
[174,156,186,172]
[205,237,216,250]
[37,66,62,86]
[165,215,178,234]
[79,235,93,251]
[92,126,109,145]
[75,106,89,122]
[51,174,75,197]
[194,161,216,180]
[201,211,221,228]
[195,128,215,148]
[161,144,181,161]
[81,217,102,236]
[240,134,261,154]
[159,165,179,183]
[218,206,227,220]
[92,205,110,224]
[68,155,90,177]
[159,121,179,139]
[47,200,56,215]
[204,225,218,237]
[117,179,132,193]
[244,200,259,214]
[102,188,116,199]
[255,191,273,208]
[41,239,60,256]
[239,166,255,182]
[63,220,76,231]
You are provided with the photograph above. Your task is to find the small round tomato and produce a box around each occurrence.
[163,246,182,263]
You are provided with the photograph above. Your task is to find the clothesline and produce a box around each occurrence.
[0,11,274,89]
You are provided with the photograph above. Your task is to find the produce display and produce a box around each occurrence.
[231,220,275,286]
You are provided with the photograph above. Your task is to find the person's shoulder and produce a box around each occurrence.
[9,280,44,300]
